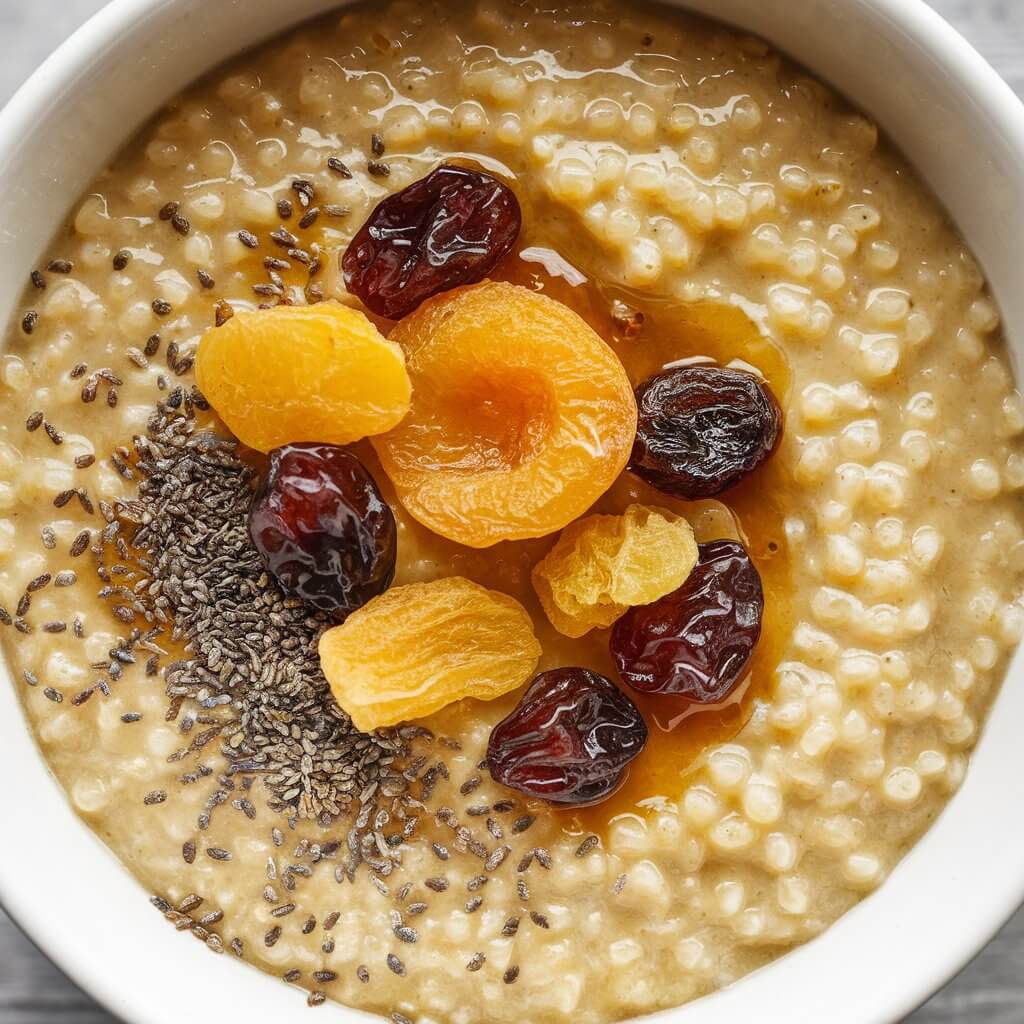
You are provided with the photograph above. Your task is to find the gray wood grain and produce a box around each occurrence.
[0,1,1021,1021]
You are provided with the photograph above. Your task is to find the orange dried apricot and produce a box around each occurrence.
[318,576,541,732]
[372,281,637,547]
[532,503,699,638]
[195,301,411,452]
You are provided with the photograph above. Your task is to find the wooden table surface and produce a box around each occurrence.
[0,1,1022,1021]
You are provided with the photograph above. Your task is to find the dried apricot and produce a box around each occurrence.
[532,504,699,638]
[372,282,637,547]
[195,301,411,453]
[318,576,541,732]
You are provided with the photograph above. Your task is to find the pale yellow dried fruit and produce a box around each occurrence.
[532,504,699,638]
[319,576,541,731]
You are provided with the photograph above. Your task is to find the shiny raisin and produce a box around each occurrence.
[341,164,521,320]
[610,540,763,703]
[249,443,396,615]
[487,668,647,806]
[629,364,782,498]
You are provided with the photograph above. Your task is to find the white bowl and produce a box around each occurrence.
[1,1,1023,1022]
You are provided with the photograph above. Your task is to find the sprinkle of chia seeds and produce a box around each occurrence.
[44,421,63,446]
[327,156,352,178]
[460,776,482,795]
[144,790,167,805]
[292,179,315,207]
[485,846,510,872]
[533,847,553,869]
[159,201,180,221]
[47,258,73,274]
[30,270,46,289]
[356,965,370,983]
[368,160,391,177]
[21,311,38,334]
[171,213,191,236]
[25,411,43,432]
[466,952,486,972]
[113,249,132,271]
[386,953,405,976]
[371,132,386,156]
[43,687,63,703]
[152,298,172,316]
[270,227,298,249]
[206,847,232,862]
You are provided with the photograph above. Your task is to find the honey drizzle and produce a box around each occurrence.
[493,242,794,834]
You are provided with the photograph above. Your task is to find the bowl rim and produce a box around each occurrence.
[2,1,1024,1023]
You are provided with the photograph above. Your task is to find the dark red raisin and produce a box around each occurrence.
[629,365,781,498]
[487,668,647,806]
[611,540,763,703]
[249,444,396,616]
[341,164,521,320]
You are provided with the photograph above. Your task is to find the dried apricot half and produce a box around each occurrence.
[195,302,411,452]
[372,281,637,547]
[318,576,541,732]
[532,504,699,638]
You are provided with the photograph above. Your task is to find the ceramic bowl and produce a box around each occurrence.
[1,1,1023,1022]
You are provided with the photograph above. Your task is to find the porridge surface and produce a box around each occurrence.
[2,1,1024,1021]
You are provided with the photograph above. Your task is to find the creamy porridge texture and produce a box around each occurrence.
[2,1,1024,1021]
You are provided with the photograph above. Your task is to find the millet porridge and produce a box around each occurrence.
[1,1,1023,1022]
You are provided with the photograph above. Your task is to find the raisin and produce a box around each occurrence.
[629,365,781,498]
[342,164,521,320]
[249,444,396,616]
[610,540,763,703]
[487,668,647,806]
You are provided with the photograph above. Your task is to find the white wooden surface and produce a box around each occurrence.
[0,1,1021,1021]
